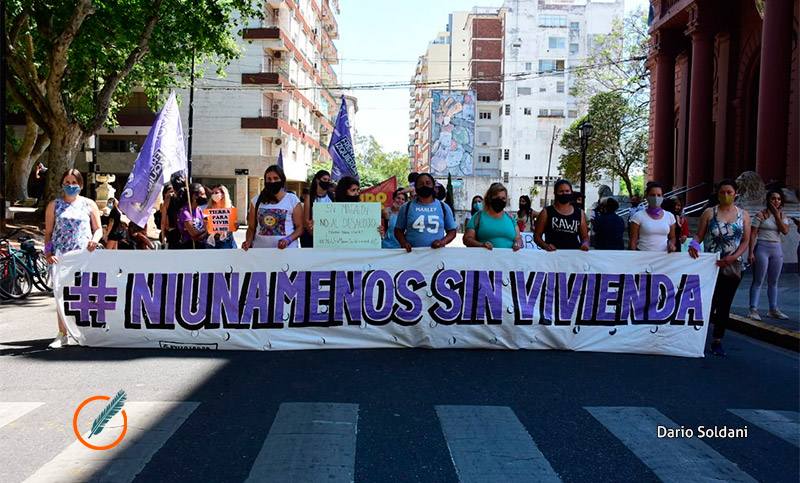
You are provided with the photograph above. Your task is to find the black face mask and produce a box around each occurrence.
[196,196,208,206]
[490,198,507,212]
[343,194,360,202]
[265,181,284,194]
[416,186,435,198]
[555,193,572,204]
[319,181,331,191]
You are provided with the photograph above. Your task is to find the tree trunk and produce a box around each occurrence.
[6,118,50,201]
[620,172,634,198]
[44,126,85,205]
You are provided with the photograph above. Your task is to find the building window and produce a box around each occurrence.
[525,62,532,71]
[539,14,567,27]
[479,155,491,164]
[478,131,492,144]
[557,81,565,93]
[570,21,580,31]
[568,109,578,118]
[504,104,511,115]
[517,87,532,95]
[539,60,566,74]
[540,86,547,92]
[99,138,139,153]
[524,154,531,160]
[479,111,492,120]
[550,109,565,117]
[504,171,510,183]
[538,109,549,117]
[524,107,532,115]
[570,43,579,54]
[503,149,510,160]
[549,37,566,49]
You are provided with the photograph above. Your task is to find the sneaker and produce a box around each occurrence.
[768,309,790,320]
[748,309,761,321]
[710,340,727,356]
[48,332,68,349]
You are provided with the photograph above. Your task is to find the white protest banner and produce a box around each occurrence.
[520,233,541,250]
[314,202,382,249]
[53,249,719,357]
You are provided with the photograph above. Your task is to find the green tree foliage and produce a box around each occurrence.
[310,135,410,188]
[4,0,261,203]
[558,91,647,198]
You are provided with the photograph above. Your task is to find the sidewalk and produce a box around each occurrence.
[728,271,799,351]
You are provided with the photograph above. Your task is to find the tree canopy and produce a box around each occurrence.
[310,135,410,189]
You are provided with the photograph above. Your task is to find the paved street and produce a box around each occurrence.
[1,291,798,483]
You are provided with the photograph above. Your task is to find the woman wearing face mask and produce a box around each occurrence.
[464,195,483,228]
[671,198,689,250]
[629,182,676,252]
[395,173,457,251]
[534,179,590,251]
[517,195,538,233]
[301,170,333,247]
[103,197,123,250]
[334,176,386,239]
[205,185,237,249]
[177,183,210,249]
[43,169,103,348]
[463,183,523,251]
[382,189,407,249]
[243,165,303,250]
[689,179,751,356]
[747,189,791,321]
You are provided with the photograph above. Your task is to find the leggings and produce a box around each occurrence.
[749,241,783,311]
[710,272,742,340]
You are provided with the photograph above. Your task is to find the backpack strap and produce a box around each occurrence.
[474,210,482,233]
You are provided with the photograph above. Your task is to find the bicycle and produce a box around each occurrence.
[0,229,33,300]
[12,236,53,292]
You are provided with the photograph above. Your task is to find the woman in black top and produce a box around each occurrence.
[104,197,123,249]
[534,179,590,251]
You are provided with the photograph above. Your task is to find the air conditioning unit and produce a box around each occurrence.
[272,104,281,111]
[274,138,283,146]
[274,51,282,59]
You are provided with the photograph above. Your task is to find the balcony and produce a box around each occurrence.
[243,27,287,52]
[116,113,157,126]
[242,72,280,85]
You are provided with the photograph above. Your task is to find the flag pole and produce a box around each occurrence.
[187,46,195,182]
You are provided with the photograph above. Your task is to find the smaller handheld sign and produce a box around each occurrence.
[314,202,382,249]
[204,207,238,234]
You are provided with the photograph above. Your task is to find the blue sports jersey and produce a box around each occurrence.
[395,199,456,247]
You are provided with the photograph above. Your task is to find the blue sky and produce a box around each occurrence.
[334,0,649,154]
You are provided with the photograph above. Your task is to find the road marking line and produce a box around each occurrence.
[728,409,800,447]
[586,407,757,483]
[245,402,359,483]
[23,401,199,483]
[0,402,43,429]
[436,405,561,483]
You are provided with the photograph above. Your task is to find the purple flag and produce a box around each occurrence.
[328,95,358,181]
[118,91,187,228]
[278,148,283,167]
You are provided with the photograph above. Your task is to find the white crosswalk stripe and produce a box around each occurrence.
[22,401,199,483]
[586,406,758,483]
[728,409,800,448]
[245,402,359,483]
[436,405,561,483]
[0,402,44,429]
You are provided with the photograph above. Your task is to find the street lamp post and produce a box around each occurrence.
[578,120,593,195]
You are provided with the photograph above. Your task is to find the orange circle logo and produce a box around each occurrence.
[73,395,128,450]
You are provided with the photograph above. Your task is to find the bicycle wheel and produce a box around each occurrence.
[0,256,33,299]
[31,252,53,292]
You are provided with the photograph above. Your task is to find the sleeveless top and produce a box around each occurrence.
[704,206,744,258]
[382,212,401,249]
[53,197,93,254]
[543,205,582,249]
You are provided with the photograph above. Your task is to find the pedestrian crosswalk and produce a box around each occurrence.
[0,401,797,482]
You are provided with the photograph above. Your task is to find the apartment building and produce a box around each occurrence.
[411,0,623,219]
[83,0,348,222]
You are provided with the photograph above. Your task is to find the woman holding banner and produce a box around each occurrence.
[463,183,523,251]
[44,169,103,348]
[177,183,209,249]
[689,179,751,356]
[242,165,303,250]
[334,176,386,239]
[206,185,237,249]
[533,179,590,251]
[301,170,333,247]
[629,182,677,252]
[382,189,407,249]
[395,173,457,251]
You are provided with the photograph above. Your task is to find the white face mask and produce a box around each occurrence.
[646,195,663,208]
[211,193,223,202]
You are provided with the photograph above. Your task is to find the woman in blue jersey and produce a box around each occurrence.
[394,173,457,251]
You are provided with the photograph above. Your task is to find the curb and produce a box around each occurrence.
[727,314,799,352]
